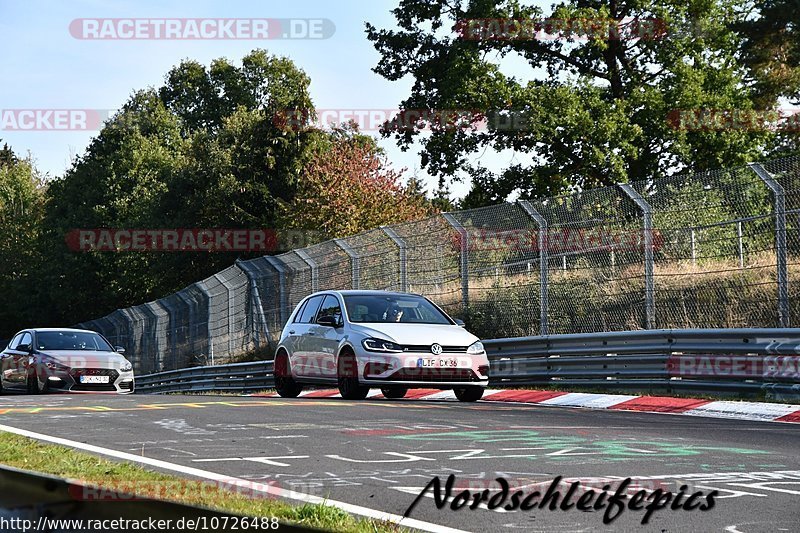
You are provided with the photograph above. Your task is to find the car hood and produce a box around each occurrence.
[38,350,129,369]
[348,323,480,347]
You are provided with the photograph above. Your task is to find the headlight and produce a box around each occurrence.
[43,359,69,371]
[362,338,403,353]
[466,341,485,355]
[120,359,133,373]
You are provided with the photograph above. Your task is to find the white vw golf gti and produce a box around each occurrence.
[274,291,489,401]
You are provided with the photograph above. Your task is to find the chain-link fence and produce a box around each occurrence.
[76,156,800,373]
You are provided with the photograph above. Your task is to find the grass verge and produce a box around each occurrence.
[0,432,403,532]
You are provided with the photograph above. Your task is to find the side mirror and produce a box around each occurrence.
[17,343,31,353]
[115,346,126,354]
[454,319,466,327]
[316,315,339,328]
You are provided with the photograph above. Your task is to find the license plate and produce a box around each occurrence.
[80,375,109,384]
[417,358,458,368]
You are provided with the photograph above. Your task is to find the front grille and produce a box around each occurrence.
[387,368,480,382]
[400,345,468,353]
[69,368,119,392]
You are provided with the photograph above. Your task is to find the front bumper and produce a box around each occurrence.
[44,367,135,394]
[358,352,489,388]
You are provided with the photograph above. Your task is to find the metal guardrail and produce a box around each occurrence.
[135,329,800,397]
[136,360,274,393]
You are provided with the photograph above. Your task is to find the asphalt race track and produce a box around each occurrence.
[1,393,799,532]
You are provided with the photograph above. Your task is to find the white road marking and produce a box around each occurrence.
[684,401,800,422]
[193,455,310,467]
[539,393,639,409]
[0,423,470,533]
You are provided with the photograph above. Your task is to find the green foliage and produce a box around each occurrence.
[0,155,45,333]
[366,0,779,206]
[278,128,434,240]
[0,51,439,336]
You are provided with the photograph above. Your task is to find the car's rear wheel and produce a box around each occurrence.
[338,352,369,400]
[454,386,483,402]
[381,387,408,399]
[274,351,302,398]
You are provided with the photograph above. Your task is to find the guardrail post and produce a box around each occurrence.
[294,249,318,293]
[334,238,360,289]
[380,226,407,292]
[749,162,790,327]
[264,256,289,325]
[619,183,655,329]
[518,200,549,335]
[442,213,469,310]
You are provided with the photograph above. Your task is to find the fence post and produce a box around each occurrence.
[334,238,360,289]
[236,259,271,351]
[737,220,744,268]
[749,162,790,327]
[518,200,549,335]
[380,226,407,292]
[442,213,469,310]
[619,183,655,329]
[176,290,195,369]
[264,256,289,326]
[295,249,318,293]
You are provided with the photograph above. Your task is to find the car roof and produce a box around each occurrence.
[309,290,423,298]
[25,328,97,334]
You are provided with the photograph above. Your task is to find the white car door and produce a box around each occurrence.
[292,295,324,377]
[309,294,344,379]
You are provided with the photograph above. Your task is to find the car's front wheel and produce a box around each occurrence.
[338,352,369,400]
[381,387,408,399]
[274,351,302,398]
[27,369,47,395]
[454,386,483,402]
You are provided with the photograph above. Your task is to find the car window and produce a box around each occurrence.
[292,300,308,323]
[36,331,114,351]
[17,332,32,349]
[316,295,342,324]
[298,295,324,323]
[7,333,23,350]
[343,294,452,324]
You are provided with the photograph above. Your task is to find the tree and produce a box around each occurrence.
[367,0,773,207]
[279,127,434,239]
[0,152,45,336]
[35,49,319,326]
[733,0,800,157]
[0,140,17,168]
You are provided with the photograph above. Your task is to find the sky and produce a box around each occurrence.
[0,0,533,200]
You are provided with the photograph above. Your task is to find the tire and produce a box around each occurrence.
[27,369,47,395]
[454,386,483,402]
[338,352,369,400]
[274,351,302,398]
[381,387,408,399]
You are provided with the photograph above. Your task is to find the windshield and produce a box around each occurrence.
[36,331,114,352]
[343,294,452,324]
